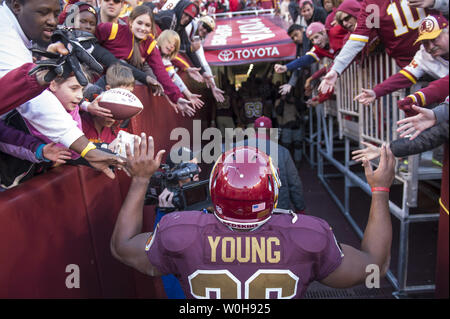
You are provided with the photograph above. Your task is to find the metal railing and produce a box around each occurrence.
[313,51,442,298]
[212,9,275,19]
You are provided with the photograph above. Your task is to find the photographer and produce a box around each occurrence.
[155,147,201,214]
[153,147,202,299]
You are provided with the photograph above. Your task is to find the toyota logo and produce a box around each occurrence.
[218,50,234,62]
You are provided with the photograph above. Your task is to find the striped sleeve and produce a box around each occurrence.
[172,55,191,71]
[399,69,418,84]
[373,72,416,98]
[348,34,369,43]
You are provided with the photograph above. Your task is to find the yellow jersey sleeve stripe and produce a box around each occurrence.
[349,34,369,42]
[416,91,426,106]
[108,23,119,41]
[127,36,134,60]
[407,94,418,104]
[439,197,449,215]
[147,40,157,55]
[165,66,175,72]
[306,51,320,62]
[175,56,191,69]
[399,70,417,84]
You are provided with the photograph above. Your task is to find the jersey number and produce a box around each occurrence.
[244,101,263,118]
[387,0,427,37]
[188,269,299,299]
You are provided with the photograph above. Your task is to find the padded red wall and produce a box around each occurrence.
[0,81,211,298]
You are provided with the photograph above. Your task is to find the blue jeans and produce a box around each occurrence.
[153,209,186,299]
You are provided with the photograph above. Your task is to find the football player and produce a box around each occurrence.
[110,133,396,299]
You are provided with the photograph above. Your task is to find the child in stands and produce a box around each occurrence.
[25,71,87,160]
[81,63,136,145]
[156,30,204,110]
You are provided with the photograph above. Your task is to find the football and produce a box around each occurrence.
[98,88,144,120]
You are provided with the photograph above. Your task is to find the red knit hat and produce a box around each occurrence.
[306,22,326,38]
[59,2,98,26]
[336,0,362,18]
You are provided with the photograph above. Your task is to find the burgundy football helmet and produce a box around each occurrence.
[209,146,281,230]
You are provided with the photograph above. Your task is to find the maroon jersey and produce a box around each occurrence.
[146,211,344,299]
[350,0,435,67]
[95,23,183,103]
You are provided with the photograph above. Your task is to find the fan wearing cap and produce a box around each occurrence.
[59,1,99,34]
[236,116,307,214]
[355,15,449,113]
[274,22,335,74]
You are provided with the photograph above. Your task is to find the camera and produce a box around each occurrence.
[145,162,209,212]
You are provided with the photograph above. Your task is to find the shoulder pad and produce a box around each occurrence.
[156,211,205,253]
[287,216,333,253]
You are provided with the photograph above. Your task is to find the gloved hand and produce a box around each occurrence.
[29,28,103,86]
[397,96,419,117]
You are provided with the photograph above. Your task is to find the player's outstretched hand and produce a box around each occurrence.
[125,133,165,180]
[363,143,395,189]
[396,105,437,140]
[352,141,381,162]
[354,88,376,105]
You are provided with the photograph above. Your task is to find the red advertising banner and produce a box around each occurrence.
[203,15,296,66]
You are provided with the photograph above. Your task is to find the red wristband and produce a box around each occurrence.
[371,187,390,193]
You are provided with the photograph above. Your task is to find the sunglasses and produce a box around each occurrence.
[202,23,212,33]
[338,14,353,25]
[103,0,123,4]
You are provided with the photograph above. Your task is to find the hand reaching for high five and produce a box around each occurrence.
[352,141,382,162]
[363,143,396,189]
[396,105,437,140]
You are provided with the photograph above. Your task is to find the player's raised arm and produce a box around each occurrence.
[110,133,165,276]
[320,144,395,288]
